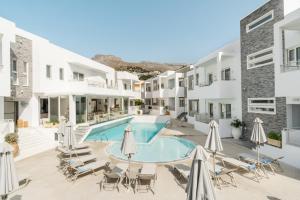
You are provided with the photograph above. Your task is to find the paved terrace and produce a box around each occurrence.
[10,120,300,200]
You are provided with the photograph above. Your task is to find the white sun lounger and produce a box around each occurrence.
[57,146,92,157]
[208,162,237,187]
[69,160,110,181]
[135,164,157,194]
[60,154,97,172]
[174,164,190,180]
[222,157,260,182]
[100,163,129,191]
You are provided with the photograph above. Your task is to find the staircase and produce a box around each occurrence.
[15,127,58,161]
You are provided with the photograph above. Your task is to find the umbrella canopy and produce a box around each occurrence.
[63,121,77,150]
[250,118,267,145]
[0,142,19,198]
[205,120,223,153]
[186,145,216,200]
[250,117,267,162]
[120,126,136,157]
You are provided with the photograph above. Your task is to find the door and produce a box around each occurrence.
[76,96,87,124]
[4,101,18,125]
[208,74,213,85]
[208,103,214,118]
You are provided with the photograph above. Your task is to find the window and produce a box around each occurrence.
[287,47,300,66]
[179,97,185,107]
[161,83,164,89]
[146,84,151,92]
[195,73,199,86]
[248,98,276,114]
[11,59,18,85]
[152,98,159,106]
[221,68,231,80]
[153,80,159,91]
[23,62,29,86]
[168,79,175,89]
[160,99,165,107]
[46,65,52,79]
[247,47,273,69]
[208,74,213,85]
[145,99,151,105]
[189,100,199,117]
[73,72,84,81]
[188,75,194,90]
[246,10,274,33]
[59,68,64,80]
[208,103,214,118]
[179,78,184,87]
[220,104,231,119]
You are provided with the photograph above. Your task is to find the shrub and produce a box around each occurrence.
[5,133,19,144]
[134,99,144,106]
[230,119,243,128]
[268,131,282,141]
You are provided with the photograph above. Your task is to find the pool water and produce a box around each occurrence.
[107,137,196,163]
[85,121,166,143]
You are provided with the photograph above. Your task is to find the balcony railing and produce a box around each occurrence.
[195,113,221,124]
[283,128,300,147]
[281,62,300,72]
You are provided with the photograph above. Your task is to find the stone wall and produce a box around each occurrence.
[240,0,286,139]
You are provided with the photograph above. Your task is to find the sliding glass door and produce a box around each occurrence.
[76,96,87,124]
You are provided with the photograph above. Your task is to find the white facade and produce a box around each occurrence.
[187,40,241,138]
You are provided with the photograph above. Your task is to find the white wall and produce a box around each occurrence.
[0,97,3,120]
[284,1,300,16]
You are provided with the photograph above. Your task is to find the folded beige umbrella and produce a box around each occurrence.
[251,117,267,163]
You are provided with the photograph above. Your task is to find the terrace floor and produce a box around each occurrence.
[10,119,300,200]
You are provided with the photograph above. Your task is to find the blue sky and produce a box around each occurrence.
[0,0,267,63]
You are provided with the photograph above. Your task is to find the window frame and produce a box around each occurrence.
[179,97,185,107]
[46,65,52,79]
[246,10,274,33]
[73,72,85,81]
[248,97,276,115]
[247,47,274,69]
[59,68,64,80]
[221,68,231,81]
[11,59,18,85]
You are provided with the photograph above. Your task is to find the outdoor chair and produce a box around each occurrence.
[100,163,129,191]
[208,162,237,188]
[173,163,190,181]
[221,157,260,182]
[59,154,97,173]
[135,164,157,194]
[56,146,92,158]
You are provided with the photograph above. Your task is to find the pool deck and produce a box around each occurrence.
[11,119,300,200]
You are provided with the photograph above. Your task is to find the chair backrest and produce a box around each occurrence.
[137,174,155,181]
[104,172,121,179]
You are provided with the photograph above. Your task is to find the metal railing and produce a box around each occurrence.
[281,62,300,73]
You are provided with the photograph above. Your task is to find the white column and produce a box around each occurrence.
[217,53,222,81]
[68,95,76,125]
[58,96,61,122]
[130,80,133,91]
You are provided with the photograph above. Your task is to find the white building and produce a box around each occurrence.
[143,70,187,118]
[0,17,141,135]
[187,40,241,138]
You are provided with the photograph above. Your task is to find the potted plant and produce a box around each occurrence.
[230,119,243,139]
[4,133,19,157]
[164,106,170,115]
[267,131,282,148]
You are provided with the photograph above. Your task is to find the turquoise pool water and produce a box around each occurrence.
[107,137,196,163]
[85,121,166,143]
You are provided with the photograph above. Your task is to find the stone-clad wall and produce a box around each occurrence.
[10,35,32,100]
[240,0,286,139]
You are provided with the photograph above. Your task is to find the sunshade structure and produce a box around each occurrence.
[63,121,77,150]
[186,145,216,200]
[0,142,19,200]
[205,120,223,180]
[120,126,136,189]
[250,117,267,163]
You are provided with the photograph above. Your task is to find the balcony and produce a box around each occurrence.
[284,128,300,147]
[280,62,300,73]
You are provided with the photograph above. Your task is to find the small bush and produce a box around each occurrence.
[268,131,282,141]
[134,99,144,106]
[5,133,19,144]
[231,119,243,128]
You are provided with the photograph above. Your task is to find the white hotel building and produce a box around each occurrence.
[0,17,141,145]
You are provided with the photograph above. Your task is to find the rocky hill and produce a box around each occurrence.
[92,54,186,80]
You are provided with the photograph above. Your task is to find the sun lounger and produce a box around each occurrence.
[135,164,157,194]
[173,164,190,181]
[222,157,260,182]
[60,154,97,172]
[208,162,237,187]
[57,146,92,157]
[69,160,110,181]
[238,153,283,175]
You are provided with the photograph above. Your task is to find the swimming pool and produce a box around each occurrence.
[107,137,196,163]
[85,120,166,143]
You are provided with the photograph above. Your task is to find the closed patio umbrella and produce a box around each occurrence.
[63,121,77,150]
[205,120,223,180]
[0,142,19,200]
[186,145,216,200]
[121,126,136,189]
[250,117,267,163]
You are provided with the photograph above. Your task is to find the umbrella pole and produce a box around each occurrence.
[213,152,216,184]
[128,154,131,190]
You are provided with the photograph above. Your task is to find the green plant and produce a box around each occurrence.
[5,133,19,144]
[230,119,242,128]
[134,99,144,106]
[268,131,282,141]
[49,119,59,124]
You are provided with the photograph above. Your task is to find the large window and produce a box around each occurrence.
[168,79,175,89]
[188,75,194,90]
[189,99,199,117]
[23,62,29,86]
[220,104,231,119]
[221,68,231,80]
[73,72,84,81]
[11,59,18,85]
[146,84,151,92]
[247,47,273,69]
[248,98,276,114]
[246,10,274,33]
[179,97,185,107]
[46,65,52,79]
[195,73,199,86]
[59,68,64,80]
[287,47,300,66]
[153,80,159,91]
[178,78,184,87]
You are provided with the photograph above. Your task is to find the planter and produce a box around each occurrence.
[231,127,241,139]
[267,138,282,148]
[10,143,19,157]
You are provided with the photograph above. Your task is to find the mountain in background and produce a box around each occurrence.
[92,54,187,80]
